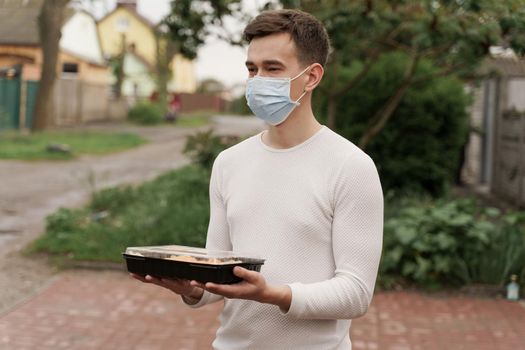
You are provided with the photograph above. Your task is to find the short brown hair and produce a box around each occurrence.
[243,9,330,67]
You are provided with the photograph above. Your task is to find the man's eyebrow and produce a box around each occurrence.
[245,60,285,66]
[262,60,285,66]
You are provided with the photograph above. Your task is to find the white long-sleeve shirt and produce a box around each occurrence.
[187,126,383,350]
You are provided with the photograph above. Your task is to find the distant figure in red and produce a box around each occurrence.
[166,94,181,122]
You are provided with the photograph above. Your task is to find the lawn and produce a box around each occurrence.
[0,131,145,160]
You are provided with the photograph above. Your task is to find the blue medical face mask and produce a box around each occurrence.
[245,66,310,126]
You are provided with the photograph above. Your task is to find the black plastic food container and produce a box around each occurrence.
[123,245,265,284]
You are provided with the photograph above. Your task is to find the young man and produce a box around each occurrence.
[133,9,383,349]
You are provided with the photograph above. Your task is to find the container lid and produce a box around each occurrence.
[124,245,265,265]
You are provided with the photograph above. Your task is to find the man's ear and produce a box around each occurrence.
[304,63,324,92]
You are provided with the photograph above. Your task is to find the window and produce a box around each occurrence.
[62,63,78,74]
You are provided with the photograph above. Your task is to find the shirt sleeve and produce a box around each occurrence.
[284,153,384,319]
[184,153,232,308]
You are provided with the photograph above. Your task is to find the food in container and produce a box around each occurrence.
[123,245,265,284]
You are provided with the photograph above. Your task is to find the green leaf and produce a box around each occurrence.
[485,207,501,218]
[449,213,473,226]
[395,227,418,245]
[435,232,457,249]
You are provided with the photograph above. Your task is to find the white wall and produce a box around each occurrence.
[60,11,105,65]
[122,53,156,98]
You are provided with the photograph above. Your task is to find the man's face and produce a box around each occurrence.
[245,32,308,100]
[245,32,304,78]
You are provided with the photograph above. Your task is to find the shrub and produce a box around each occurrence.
[30,166,211,262]
[30,130,242,263]
[316,52,470,196]
[128,102,163,125]
[183,129,240,172]
[379,196,525,289]
[229,94,252,115]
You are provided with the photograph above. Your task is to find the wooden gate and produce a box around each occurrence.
[0,77,20,129]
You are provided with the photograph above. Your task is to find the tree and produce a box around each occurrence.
[280,0,525,149]
[163,0,248,58]
[106,33,126,99]
[154,28,178,115]
[155,0,257,114]
[32,0,71,131]
[326,52,470,195]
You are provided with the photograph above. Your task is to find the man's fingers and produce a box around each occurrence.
[202,282,236,297]
[130,273,147,282]
[144,275,168,287]
[190,280,206,289]
[131,274,169,290]
[233,266,259,283]
[159,277,188,290]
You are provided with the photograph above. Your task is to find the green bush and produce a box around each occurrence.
[471,211,525,286]
[379,196,525,289]
[183,129,240,172]
[128,102,163,125]
[229,94,252,115]
[316,52,470,196]
[30,166,211,262]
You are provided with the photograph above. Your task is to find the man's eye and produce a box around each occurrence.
[247,67,257,73]
[268,67,279,71]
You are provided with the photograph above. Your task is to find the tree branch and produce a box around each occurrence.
[332,23,406,99]
[333,50,380,98]
[359,50,420,149]
[411,62,466,85]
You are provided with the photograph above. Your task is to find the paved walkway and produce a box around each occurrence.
[1,270,524,350]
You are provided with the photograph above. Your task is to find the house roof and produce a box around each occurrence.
[0,0,75,45]
[60,48,107,68]
[0,0,42,45]
[481,54,525,77]
[97,4,158,32]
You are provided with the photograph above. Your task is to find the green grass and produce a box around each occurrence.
[0,131,145,160]
[29,165,210,263]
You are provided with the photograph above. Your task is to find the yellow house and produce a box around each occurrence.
[97,0,197,97]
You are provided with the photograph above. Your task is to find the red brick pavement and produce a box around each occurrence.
[1,270,524,350]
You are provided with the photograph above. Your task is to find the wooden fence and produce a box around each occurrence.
[53,77,126,126]
[0,77,126,130]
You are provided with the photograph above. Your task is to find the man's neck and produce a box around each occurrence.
[262,104,322,149]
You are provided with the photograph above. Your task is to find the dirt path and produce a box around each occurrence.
[0,115,264,314]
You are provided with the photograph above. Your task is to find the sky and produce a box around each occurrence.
[88,0,267,90]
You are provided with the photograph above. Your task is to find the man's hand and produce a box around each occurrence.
[190,266,292,312]
[130,273,204,304]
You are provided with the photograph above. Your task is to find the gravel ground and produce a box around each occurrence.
[0,115,265,314]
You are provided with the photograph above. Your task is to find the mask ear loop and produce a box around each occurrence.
[294,89,308,104]
[291,65,312,81]
[291,65,312,103]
